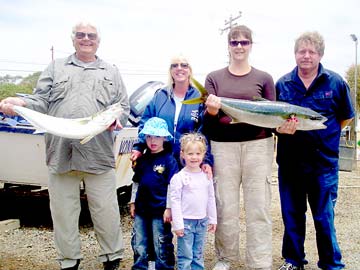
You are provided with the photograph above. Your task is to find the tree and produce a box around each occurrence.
[345,64,359,112]
[345,64,359,145]
[0,72,41,100]
[0,83,33,100]
[0,74,23,84]
[20,71,41,87]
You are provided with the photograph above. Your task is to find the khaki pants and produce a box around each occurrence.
[48,169,124,268]
[211,137,273,269]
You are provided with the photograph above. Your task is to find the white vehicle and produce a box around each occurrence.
[0,81,164,202]
[0,118,138,200]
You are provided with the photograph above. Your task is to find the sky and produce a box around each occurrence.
[0,0,359,95]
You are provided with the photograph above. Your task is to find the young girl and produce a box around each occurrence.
[130,117,178,270]
[169,133,217,270]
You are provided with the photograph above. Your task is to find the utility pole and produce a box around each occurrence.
[50,46,54,61]
[350,34,358,161]
[220,11,242,35]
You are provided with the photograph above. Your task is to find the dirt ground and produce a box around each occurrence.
[0,161,359,270]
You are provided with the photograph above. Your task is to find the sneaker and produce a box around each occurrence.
[103,258,120,270]
[148,260,156,270]
[278,262,304,270]
[213,260,230,270]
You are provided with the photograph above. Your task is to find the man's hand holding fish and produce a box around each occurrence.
[0,97,26,116]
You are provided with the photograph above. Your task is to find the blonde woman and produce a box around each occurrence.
[131,54,213,174]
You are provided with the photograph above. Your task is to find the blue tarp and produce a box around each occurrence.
[0,112,39,135]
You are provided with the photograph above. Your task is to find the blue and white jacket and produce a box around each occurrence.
[132,86,213,167]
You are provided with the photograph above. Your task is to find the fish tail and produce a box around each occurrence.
[182,77,208,105]
[80,135,94,144]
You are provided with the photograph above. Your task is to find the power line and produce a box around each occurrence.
[0,69,42,73]
[0,59,48,66]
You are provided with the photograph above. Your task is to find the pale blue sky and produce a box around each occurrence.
[1,0,359,94]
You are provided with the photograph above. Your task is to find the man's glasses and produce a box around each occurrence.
[229,40,252,47]
[75,32,98,41]
[170,63,190,69]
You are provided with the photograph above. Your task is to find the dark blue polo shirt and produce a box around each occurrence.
[275,64,355,173]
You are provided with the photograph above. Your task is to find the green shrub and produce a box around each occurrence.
[0,83,34,100]
[0,72,40,100]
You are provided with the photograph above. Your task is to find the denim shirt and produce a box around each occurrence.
[22,54,130,174]
[275,64,355,172]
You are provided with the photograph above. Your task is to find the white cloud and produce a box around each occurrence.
[0,0,359,93]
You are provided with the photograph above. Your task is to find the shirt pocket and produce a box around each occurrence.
[49,76,70,103]
[310,90,333,114]
[95,76,117,108]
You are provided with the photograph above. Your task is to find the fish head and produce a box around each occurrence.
[299,110,328,130]
[107,102,123,116]
[92,102,123,126]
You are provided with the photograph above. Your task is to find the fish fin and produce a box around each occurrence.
[252,96,269,101]
[181,77,208,104]
[80,135,94,144]
[229,117,242,124]
[182,97,205,105]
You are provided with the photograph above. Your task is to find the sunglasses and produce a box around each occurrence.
[229,40,252,47]
[75,32,98,40]
[170,63,190,69]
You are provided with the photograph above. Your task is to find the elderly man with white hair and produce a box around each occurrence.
[0,21,130,270]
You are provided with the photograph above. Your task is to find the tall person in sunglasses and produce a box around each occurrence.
[204,25,275,270]
[0,21,129,270]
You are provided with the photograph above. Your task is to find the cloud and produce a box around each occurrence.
[0,0,359,93]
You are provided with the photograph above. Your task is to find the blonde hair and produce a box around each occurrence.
[167,54,193,89]
[294,31,325,56]
[180,133,207,153]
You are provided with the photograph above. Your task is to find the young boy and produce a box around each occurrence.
[130,117,179,270]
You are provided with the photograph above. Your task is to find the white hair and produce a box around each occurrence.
[71,21,101,42]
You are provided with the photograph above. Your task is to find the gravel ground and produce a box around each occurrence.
[0,161,359,270]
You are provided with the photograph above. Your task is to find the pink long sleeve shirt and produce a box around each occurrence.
[170,168,217,231]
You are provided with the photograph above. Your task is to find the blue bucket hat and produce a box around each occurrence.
[139,117,173,141]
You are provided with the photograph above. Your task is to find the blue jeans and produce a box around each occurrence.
[131,214,174,270]
[177,218,208,270]
[278,167,345,270]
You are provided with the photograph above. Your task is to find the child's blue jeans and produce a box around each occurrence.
[177,218,208,270]
[131,214,174,270]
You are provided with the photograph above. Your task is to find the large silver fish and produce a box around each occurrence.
[13,102,123,144]
[184,78,327,130]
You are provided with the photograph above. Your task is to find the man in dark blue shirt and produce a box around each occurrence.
[275,31,354,270]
